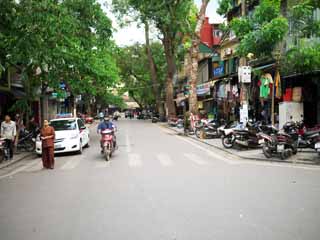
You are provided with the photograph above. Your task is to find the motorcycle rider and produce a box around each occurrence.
[97,116,116,150]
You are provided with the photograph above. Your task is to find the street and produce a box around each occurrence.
[0,119,320,240]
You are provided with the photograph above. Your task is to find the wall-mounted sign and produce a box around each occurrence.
[238,66,252,83]
[197,82,211,96]
[213,65,224,77]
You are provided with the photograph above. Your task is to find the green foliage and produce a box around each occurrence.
[0,0,119,103]
[284,40,320,73]
[230,0,288,57]
[283,0,320,73]
[289,0,320,38]
[217,0,233,16]
[116,43,166,108]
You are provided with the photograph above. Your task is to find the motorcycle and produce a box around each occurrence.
[168,116,184,128]
[100,129,116,161]
[17,128,39,152]
[152,113,159,123]
[221,121,275,149]
[220,121,243,149]
[259,121,298,160]
[0,138,11,163]
[294,120,320,152]
[195,119,223,139]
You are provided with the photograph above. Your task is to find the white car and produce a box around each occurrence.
[36,117,90,155]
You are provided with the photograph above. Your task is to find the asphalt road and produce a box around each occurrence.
[0,119,320,240]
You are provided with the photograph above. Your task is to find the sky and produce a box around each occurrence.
[99,0,224,46]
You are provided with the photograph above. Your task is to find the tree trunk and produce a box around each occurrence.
[144,22,165,118]
[162,32,176,118]
[189,0,210,114]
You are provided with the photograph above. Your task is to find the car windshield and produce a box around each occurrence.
[50,120,77,131]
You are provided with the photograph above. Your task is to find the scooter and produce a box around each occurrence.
[195,119,222,139]
[220,121,243,149]
[259,121,298,160]
[100,129,116,161]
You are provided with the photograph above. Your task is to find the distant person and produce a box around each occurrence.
[99,111,104,121]
[40,120,55,169]
[1,115,16,160]
[28,116,39,137]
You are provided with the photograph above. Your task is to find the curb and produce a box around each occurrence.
[0,152,35,170]
[161,124,320,166]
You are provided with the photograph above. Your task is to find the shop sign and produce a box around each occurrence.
[197,82,211,96]
[213,65,224,77]
[238,66,252,83]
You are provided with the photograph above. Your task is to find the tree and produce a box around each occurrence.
[117,43,166,109]
[282,0,320,73]
[189,0,210,114]
[112,0,194,117]
[225,0,289,58]
[0,0,119,118]
[144,21,165,117]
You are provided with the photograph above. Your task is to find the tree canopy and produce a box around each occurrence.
[228,0,288,58]
[116,43,166,108]
[0,0,120,104]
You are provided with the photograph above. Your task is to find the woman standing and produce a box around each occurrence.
[40,120,55,169]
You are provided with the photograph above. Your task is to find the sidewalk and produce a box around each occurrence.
[0,151,35,170]
[162,124,320,165]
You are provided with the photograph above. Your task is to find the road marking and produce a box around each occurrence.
[24,160,43,172]
[60,158,81,170]
[0,160,41,180]
[128,153,142,168]
[184,153,208,166]
[157,153,173,167]
[94,161,111,168]
[176,135,238,165]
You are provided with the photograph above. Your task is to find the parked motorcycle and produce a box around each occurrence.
[259,121,298,159]
[100,129,116,161]
[221,121,275,149]
[168,116,184,128]
[220,121,243,149]
[17,128,39,152]
[294,119,320,152]
[195,119,224,139]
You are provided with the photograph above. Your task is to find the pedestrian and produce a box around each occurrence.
[40,120,55,169]
[0,115,16,160]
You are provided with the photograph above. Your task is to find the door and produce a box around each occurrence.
[77,119,89,145]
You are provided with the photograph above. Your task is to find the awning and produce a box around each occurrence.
[253,63,275,71]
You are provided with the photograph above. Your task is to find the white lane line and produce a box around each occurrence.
[94,161,111,168]
[60,158,81,170]
[0,160,42,180]
[176,135,238,165]
[184,153,208,166]
[157,153,173,167]
[24,160,44,172]
[128,153,142,168]
[126,133,131,153]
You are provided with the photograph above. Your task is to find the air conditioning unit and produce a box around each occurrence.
[224,48,232,56]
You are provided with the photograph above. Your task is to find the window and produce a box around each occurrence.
[77,119,85,129]
[50,120,76,131]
